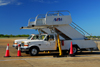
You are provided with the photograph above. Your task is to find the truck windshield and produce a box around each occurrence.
[32,35,39,40]
[27,35,46,40]
[27,35,32,39]
[38,35,46,40]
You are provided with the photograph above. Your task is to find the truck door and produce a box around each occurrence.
[44,35,56,50]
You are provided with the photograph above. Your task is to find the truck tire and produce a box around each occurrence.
[29,47,39,56]
[73,47,77,54]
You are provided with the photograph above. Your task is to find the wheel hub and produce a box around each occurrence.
[73,47,76,54]
[31,49,37,55]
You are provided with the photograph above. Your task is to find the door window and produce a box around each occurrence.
[45,35,54,41]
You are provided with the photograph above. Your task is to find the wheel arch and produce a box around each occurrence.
[73,44,80,49]
[68,44,80,50]
[29,46,40,51]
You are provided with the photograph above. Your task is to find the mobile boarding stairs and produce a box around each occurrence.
[20,10,99,51]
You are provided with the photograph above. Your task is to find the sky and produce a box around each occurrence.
[0,0,100,36]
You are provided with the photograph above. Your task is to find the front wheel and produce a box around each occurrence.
[29,48,39,56]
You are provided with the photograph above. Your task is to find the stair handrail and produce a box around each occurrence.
[70,23,85,35]
[71,21,91,36]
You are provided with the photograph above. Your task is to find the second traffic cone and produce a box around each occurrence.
[69,42,75,57]
[4,44,11,57]
[17,44,22,57]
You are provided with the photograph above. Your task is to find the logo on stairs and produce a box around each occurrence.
[54,18,62,21]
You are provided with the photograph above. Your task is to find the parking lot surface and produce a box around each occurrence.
[0,38,100,67]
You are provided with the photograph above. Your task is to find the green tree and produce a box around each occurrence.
[0,34,4,37]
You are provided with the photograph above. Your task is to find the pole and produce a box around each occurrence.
[57,34,62,56]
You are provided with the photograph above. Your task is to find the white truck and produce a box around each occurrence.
[20,10,98,56]
[20,33,98,56]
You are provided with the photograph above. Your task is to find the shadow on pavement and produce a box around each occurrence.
[21,51,100,57]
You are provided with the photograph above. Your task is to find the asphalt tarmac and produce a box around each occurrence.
[0,38,100,67]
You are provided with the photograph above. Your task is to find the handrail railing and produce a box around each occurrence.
[70,22,91,36]
[47,13,64,16]
[46,10,71,17]
[28,10,71,26]
[28,17,35,26]
[36,14,46,19]
[28,14,46,26]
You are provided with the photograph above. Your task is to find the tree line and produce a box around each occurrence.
[86,36,100,39]
[0,34,100,38]
[0,34,29,37]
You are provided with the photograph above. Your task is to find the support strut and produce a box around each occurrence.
[57,34,62,56]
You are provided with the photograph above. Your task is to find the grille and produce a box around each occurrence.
[21,43,24,46]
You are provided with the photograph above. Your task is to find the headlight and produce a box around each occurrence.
[22,41,24,43]
[21,42,29,47]
[14,42,18,44]
[24,42,30,46]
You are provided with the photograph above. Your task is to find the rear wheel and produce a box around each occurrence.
[29,48,39,56]
[73,47,77,54]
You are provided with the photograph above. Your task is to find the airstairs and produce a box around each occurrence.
[21,10,91,40]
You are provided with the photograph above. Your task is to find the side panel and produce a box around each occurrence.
[42,28,52,34]
[36,18,46,25]
[46,16,72,25]
[56,25,84,40]
[41,41,56,50]
[61,40,97,50]
[28,21,36,26]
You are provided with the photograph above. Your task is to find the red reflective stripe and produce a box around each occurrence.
[15,43,18,44]
[62,40,64,46]
[24,45,28,46]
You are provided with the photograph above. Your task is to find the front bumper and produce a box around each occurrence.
[21,47,29,52]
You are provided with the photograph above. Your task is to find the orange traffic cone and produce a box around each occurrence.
[4,44,11,57]
[17,44,22,57]
[69,42,75,57]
